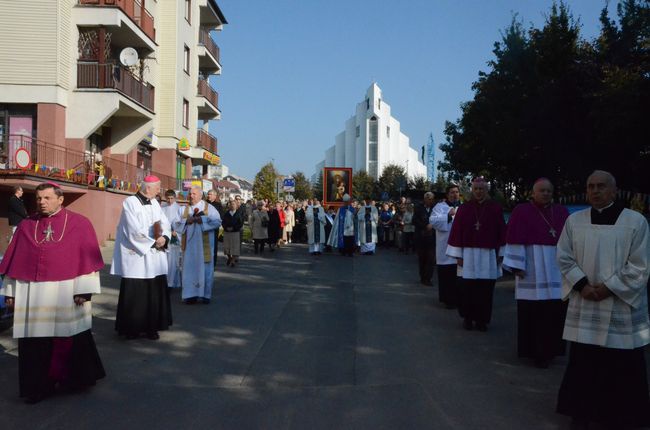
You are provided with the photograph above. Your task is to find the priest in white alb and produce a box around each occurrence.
[503,178,569,368]
[358,200,378,255]
[327,194,358,257]
[161,189,183,289]
[555,171,650,428]
[0,182,105,403]
[446,177,506,332]
[306,199,326,255]
[112,175,172,340]
[430,184,462,309]
[179,186,222,304]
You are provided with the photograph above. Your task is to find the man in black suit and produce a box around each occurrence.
[413,192,436,286]
[8,185,28,242]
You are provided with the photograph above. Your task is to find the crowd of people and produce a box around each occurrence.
[0,170,648,430]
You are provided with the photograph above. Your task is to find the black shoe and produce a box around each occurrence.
[463,319,473,331]
[183,297,198,305]
[476,323,488,332]
[200,298,211,304]
[146,331,160,340]
[420,280,433,286]
[125,333,139,340]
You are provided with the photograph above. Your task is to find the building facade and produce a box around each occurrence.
[315,83,426,181]
[0,0,227,249]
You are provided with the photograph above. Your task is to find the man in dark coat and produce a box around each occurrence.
[413,192,436,286]
[8,185,28,241]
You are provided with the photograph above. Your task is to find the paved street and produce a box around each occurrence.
[0,242,647,429]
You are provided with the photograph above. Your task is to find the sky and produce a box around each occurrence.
[209,0,615,182]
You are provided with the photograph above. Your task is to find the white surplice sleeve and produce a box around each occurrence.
[121,198,155,256]
[430,203,451,232]
[200,204,222,233]
[556,217,587,300]
[604,216,650,308]
[503,244,526,272]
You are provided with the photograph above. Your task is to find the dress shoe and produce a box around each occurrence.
[420,280,433,286]
[476,323,488,332]
[146,331,160,340]
[125,333,139,340]
[183,297,198,305]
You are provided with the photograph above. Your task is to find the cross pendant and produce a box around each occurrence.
[549,228,556,238]
[474,221,481,231]
[43,224,54,242]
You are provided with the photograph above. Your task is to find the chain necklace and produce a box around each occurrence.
[532,202,557,238]
[34,210,68,244]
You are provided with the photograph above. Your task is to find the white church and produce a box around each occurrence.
[314,83,427,181]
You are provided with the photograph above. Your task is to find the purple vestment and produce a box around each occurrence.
[0,208,104,282]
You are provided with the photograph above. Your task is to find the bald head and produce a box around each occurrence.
[532,179,554,206]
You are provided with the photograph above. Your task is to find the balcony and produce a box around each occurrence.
[198,28,221,74]
[77,62,155,112]
[0,134,177,192]
[78,0,155,43]
[196,79,220,120]
[197,129,218,154]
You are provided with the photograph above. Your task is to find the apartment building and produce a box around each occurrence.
[0,0,227,248]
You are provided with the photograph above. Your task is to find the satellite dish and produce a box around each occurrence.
[119,47,138,67]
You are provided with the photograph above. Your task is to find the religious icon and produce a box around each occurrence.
[323,167,352,207]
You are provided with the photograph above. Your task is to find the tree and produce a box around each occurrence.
[377,163,408,200]
[352,170,377,201]
[409,175,432,195]
[312,171,323,200]
[291,171,313,201]
[253,162,278,201]
[439,1,650,197]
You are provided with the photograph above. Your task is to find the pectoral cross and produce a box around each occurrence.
[474,221,481,231]
[549,228,557,238]
[43,224,54,242]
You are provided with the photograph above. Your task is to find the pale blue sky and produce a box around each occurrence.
[209,0,613,181]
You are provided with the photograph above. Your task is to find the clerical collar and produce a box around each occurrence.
[593,201,614,213]
[42,207,64,218]
[135,192,152,205]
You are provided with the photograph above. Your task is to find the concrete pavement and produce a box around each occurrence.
[0,242,647,429]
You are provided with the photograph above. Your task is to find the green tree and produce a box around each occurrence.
[291,171,313,200]
[253,162,278,201]
[312,171,323,200]
[378,163,408,200]
[352,170,377,201]
[408,175,432,195]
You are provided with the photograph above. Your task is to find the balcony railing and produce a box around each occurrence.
[0,135,177,192]
[199,28,220,64]
[78,0,155,42]
[77,62,155,112]
[197,79,219,110]
[197,129,218,154]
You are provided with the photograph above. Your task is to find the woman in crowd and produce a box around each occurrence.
[284,203,295,244]
[402,203,415,254]
[249,201,269,254]
[267,202,282,252]
[222,199,244,267]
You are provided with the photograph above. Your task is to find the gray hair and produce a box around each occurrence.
[139,179,160,190]
[587,170,616,187]
[424,192,434,199]
[190,185,203,193]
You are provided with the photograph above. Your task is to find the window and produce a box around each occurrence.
[369,116,378,142]
[184,0,191,23]
[386,126,390,137]
[183,45,190,74]
[366,99,369,110]
[378,98,381,109]
[369,143,378,161]
[355,125,360,138]
[182,99,189,128]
